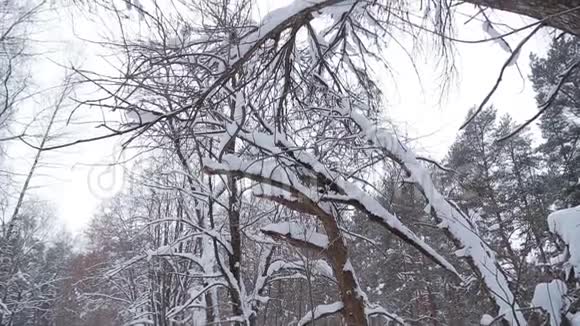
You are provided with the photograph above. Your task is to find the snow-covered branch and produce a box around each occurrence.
[342,106,526,325]
[261,222,329,252]
[205,128,460,278]
[547,206,580,279]
[297,301,344,326]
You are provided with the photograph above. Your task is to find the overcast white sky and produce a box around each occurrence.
[5,0,554,234]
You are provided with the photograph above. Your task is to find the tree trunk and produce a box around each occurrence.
[227,172,244,322]
[319,216,368,326]
[5,84,66,241]
[225,87,244,324]
[463,0,580,35]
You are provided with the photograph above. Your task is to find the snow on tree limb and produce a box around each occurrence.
[167,282,228,319]
[297,302,344,326]
[235,0,353,60]
[295,301,406,326]
[261,222,329,251]
[531,280,568,326]
[253,186,322,216]
[185,0,353,117]
[365,305,406,325]
[547,205,580,279]
[205,149,370,325]
[342,105,526,325]
[251,257,335,306]
[204,129,460,278]
[267,259,335,280]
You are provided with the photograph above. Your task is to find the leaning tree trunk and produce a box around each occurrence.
[5,80,69,241]
[463,0,580,36]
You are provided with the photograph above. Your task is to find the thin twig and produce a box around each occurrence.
[496,57,580,142]
[460,23,545,130]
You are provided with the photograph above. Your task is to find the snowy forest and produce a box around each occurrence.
[1,0,580,325]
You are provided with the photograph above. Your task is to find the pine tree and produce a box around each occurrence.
[446,107,519,268]
[530,36,580,208]
[444,107,558,307]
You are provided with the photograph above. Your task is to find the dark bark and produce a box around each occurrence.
[205,168,369,326]
[225,87,244,325]
[319,217,368,326]
[227,172,244,323]
[259,195,368,325]
[464,0,580,36]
